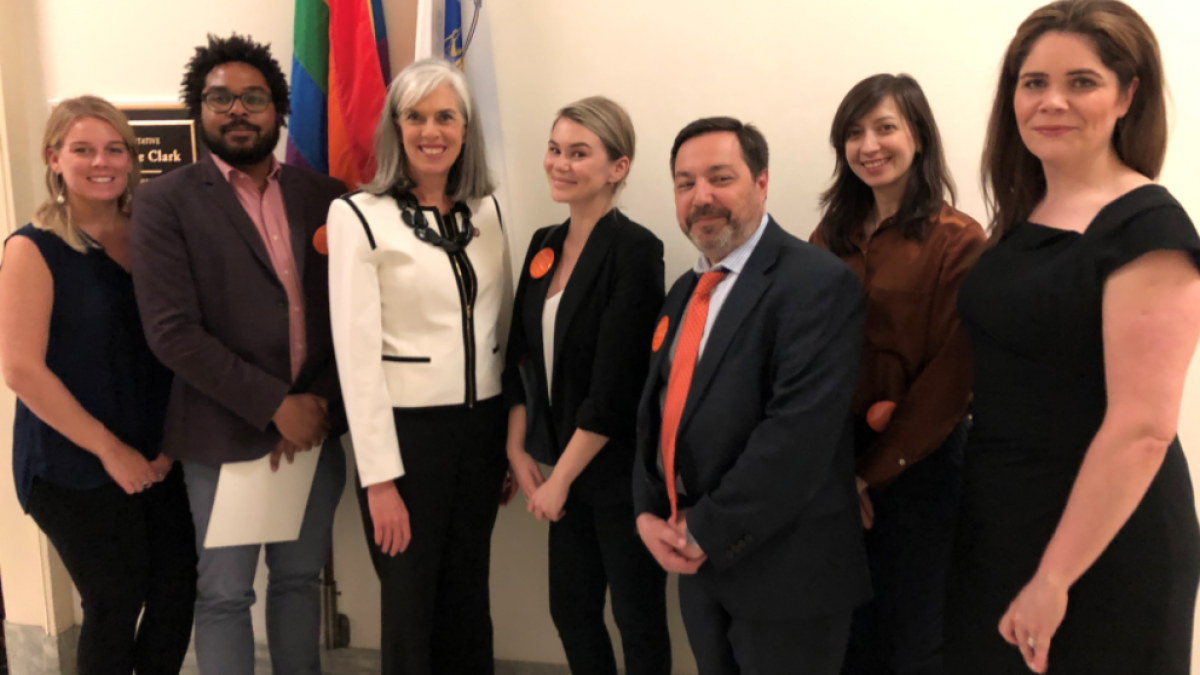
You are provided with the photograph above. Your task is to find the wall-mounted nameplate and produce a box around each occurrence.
[119,105,208,178]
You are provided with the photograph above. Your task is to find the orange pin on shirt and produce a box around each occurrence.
[313,225,329,255]
[866,400,897,432]
[652,316,669,352]
[530,248,555,279]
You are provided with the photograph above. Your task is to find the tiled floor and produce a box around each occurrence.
[178,647,569,675]
[179,648,375,675]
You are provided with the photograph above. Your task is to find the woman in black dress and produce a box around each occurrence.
[946,1,1200,674]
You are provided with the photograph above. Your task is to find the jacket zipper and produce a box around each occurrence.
[433,209,478,408]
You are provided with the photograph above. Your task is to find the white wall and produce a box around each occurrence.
[482,0,1199,273]
[0,0,87,637]
[5,0,1200,673]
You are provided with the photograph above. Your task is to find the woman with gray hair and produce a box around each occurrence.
[326,57,516,675]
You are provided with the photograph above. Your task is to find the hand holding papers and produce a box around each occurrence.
[203,445,322,548]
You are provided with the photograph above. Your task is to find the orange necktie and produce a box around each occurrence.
[661,270,728,519]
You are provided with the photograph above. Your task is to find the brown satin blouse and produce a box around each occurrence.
[812,202,987,488]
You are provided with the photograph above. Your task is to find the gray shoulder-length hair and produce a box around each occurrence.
[364,57,495,201]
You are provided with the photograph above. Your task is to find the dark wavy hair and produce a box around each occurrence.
[180,33,290,122]
[815,74,955,257]
[670,117,769,178]
[982,0,1166,241]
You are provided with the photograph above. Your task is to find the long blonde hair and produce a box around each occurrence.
[34,96,141,253]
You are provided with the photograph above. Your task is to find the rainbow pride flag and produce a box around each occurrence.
[286,0,391,188]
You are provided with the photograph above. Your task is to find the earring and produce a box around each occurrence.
[53,173,66,205]
[119,178,133,210]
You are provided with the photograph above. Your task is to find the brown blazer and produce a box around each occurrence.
[130,155,347,466]
[810,202,986,487]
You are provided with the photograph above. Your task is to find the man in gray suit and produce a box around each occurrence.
[131,34,346,675]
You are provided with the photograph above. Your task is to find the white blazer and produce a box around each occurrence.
[327,190,513,486]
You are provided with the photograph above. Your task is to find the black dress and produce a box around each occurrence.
[945,185,1200,674]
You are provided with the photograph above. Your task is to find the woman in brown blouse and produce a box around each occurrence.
[810,73,986,675]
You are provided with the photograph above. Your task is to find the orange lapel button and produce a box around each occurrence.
[313,225,329,255]
[530,248,555,279]
[652,316,670,352]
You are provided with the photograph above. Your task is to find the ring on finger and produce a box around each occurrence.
[1027,635,1036,649]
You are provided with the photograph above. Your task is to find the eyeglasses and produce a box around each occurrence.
[201,89,273,113]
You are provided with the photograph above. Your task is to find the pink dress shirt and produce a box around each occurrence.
[211,155,307,380]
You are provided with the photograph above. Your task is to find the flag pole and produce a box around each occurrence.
[462,0,482,58]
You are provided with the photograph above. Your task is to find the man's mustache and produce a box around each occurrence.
[687,205,731,227]
[221,120,261,134]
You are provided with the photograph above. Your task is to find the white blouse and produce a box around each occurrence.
[543,291,563,402]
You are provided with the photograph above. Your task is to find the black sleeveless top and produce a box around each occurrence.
[8,224,172,510]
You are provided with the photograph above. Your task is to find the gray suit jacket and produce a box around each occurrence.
[131,155,347,466]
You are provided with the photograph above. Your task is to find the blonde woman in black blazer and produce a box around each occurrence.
[503,97,670,675]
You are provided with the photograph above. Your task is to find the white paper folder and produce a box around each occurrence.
[203,447,322,548]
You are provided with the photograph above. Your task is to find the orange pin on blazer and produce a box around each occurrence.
[313,225,329,255]
[652,316,669,352]
[530,248,555,279]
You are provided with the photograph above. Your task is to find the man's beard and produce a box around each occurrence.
[201,119,280,166]
[686,203,745,261]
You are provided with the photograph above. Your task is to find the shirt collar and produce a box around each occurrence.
[210,153,282,184]
[693,213,770,275]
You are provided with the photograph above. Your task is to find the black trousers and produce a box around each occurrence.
[357,398,509,675]
[843,419,969,675]
[679,575,852,675]
[549,496,671,675]
[26,464,198,675]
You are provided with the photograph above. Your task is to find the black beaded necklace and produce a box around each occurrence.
[390,188,475,254]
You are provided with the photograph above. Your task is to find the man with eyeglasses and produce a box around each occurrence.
[130,33,347,675]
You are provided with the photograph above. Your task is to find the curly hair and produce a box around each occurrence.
[180,33,290,120]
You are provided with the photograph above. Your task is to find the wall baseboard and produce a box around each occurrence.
[1,629,574,675]
[179,644,573,675]
[2,623,78,675]
[496,661,571,675]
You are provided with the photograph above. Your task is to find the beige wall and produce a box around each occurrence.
[3,0,1200,673]
[0,0,79,637]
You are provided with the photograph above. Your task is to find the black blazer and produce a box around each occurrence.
[504,209,665,504]
[131,156,347,465]
[633,219,872,620]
